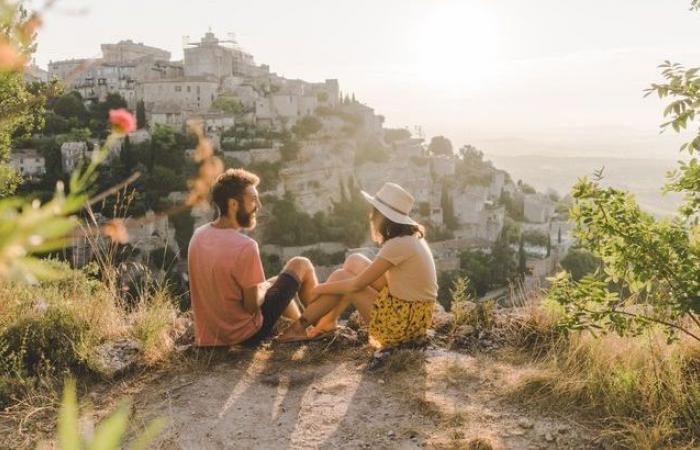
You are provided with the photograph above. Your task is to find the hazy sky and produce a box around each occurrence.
[31,0,700,158]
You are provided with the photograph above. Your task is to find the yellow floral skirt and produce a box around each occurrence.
[368,287,434,349]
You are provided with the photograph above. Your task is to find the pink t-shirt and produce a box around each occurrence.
[187,223,265,346]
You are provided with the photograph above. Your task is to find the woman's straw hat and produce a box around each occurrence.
[361,182,417,226]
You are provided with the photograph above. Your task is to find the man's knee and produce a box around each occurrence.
[284,256,313,279]
[343,253,371,274]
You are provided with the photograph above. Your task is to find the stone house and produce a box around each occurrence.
[127,129,151,145]
[430,155,456,178]
[141,76,219,114]
[101,40,170,64]
[10,149,45,180]
[60,142,88,174]
[523,194,555,223]
[124,210,179,255]
[149,102,188,130]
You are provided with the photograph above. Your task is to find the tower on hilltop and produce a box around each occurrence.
[183,32,255,79]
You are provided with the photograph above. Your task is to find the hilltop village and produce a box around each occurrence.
[15,33,572,304]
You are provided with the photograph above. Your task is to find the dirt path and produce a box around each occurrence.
[131,340,597,450]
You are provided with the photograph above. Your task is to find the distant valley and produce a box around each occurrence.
[486,154,684,217]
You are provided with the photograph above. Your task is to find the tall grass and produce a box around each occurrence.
[508,298,700,449]
[0,262,182,409]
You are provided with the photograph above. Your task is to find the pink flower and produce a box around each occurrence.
[109,109,136,134]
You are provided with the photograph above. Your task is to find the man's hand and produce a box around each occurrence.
[242,278,275,314]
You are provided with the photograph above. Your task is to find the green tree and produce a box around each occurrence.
[89,93,128,138]
[280,139,300,162]
[458,250,492,296]
[560,248,600,281]
[0,5,48,194]
[136,99,146,129]
[441,184,458,230]
[211,96,244,114]
[292,115,322,138]
[490,227,517,287]
[52,91,87,123]
[119,136,139,173]
[517,236,528,279]
[354,138,389,166]
[150,124,184,173]
[549,3,700,343]
[428,135,453,156]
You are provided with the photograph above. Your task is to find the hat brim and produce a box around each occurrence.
[361,190,418,226]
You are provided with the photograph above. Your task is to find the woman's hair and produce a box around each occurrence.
[370,207,425,244]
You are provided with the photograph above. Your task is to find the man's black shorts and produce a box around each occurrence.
[242,271,300,346]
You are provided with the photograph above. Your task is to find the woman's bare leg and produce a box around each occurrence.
[313,253,387,331]
[278,254,389,341]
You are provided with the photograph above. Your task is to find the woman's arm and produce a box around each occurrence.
[314,257,392,296]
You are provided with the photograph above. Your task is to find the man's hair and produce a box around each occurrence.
[211,168,260,216]
[370,207,425,244]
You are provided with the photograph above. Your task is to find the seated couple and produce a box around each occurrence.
[187,168,438,352]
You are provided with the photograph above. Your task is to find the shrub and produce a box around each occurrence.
[0,265,182,408]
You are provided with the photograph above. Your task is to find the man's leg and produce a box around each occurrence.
[283,256,318,305]
[279,256,318,320]
[243,257,316,345]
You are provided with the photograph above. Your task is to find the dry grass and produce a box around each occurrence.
[0,262,182,409]
[507,298,700,449]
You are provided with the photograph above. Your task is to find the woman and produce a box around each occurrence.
[279,182,438,351]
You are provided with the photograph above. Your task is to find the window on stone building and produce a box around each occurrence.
[187,86,191,92]
[175,85,182,92]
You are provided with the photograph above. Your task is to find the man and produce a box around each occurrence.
[187,168,317,346]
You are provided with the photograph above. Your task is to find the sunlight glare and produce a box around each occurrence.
[416,2,503,87]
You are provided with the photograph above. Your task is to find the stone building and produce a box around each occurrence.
[431,155,456,178]
[523,194,555,223]
[149,102,188,129]
[60,142,88,174]
[184,32,256,79]
[10,149,45,180]
[49,40,178,109]
[141,76,219,114]
[101,40,170,64]
[48,58,91,82]
[124,210,179,255]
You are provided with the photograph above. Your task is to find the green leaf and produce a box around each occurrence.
[86,401,131,450]
[127,418,167,450]
[58,379,81,450]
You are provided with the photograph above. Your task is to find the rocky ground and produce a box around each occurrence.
[128,326,596,450]
[2,306,600,449]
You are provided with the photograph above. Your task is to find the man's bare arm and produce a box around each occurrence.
[242,282,267,314]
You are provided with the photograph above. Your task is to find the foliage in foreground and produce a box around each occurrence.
[509,300,700,448]
[0,264,182,408]
[550,7,700,342]
[50,379,165,450]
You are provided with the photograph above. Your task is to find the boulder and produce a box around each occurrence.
[91,339,141,378]
[432,303,454,333]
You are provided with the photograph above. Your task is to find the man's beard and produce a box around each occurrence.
[237,207,257,229]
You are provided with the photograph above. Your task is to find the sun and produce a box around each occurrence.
[416,2,503,87]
